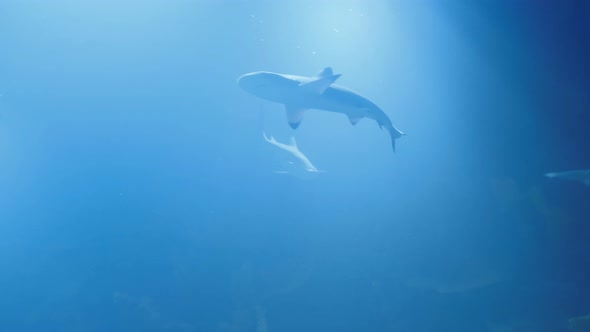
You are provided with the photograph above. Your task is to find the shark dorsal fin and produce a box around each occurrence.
[317,67,334,78]
[299,74,341,94]
[289,136,298,147]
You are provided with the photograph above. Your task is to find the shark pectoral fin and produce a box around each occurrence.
[299,74,341,94]
[286,105,306,129]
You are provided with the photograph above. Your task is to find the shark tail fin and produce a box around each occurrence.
[387,125,405,152]
[263,131,276,144]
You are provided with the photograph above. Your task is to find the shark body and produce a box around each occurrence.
[238,67,405,152]
[263,132,323,180]
[545,169,590,186]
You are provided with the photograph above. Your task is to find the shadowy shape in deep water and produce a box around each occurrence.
[238,67,405,152]
[545,169,590,186]
[569,313,590,332]
[263,132,324,180]
[404,267,506,294]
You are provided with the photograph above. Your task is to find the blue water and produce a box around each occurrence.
[1,1,589,331]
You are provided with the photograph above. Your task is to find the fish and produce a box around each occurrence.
[238,67,405,152]
[263,132,324,180]
[545,169,590,186]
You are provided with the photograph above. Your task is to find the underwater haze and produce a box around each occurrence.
[1,1,589,331]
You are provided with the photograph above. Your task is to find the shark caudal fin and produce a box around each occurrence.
[262,131,275,144]
[387,125,406,152]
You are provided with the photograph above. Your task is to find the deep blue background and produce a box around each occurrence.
[0,1,589,331]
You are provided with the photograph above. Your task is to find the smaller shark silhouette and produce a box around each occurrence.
[263,132,324,180]
[545,169,590,186]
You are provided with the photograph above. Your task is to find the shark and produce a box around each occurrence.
[545,169,590,186]
[263,132,324,180]
[238,67,405,152]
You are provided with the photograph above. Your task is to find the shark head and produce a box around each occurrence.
[237,71,300,103]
